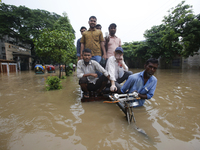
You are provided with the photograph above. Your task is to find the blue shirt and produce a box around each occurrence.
[76,38,81,57]
[121,71,157,107]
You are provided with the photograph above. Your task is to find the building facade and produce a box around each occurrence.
[0,35,32,72]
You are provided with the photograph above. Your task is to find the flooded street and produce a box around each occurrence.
[0,69,200,150]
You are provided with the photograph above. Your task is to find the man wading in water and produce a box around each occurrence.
[120,58,159,107]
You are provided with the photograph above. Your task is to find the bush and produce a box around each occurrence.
[46,76,62,91]
[65,66,73,76]
[61,76,66,79]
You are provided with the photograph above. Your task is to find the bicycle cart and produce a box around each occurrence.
[108,92,140,124]
[107,92,148,136]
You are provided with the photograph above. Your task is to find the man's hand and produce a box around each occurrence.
[105,36,110,43]
[118,55,123,64]
[110,85,117,92]
[107,75,110,80]
[103,54,107,60]
[132,91,139,98]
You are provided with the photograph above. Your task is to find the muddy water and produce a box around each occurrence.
[0,69,200,150]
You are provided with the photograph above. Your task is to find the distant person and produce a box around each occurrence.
[95,24,102,30]
[105,47,132,92]
[95,23,105,66]
[77,48,110,98]
[73,64,76,72]
[42,63,45,70]
[105,23,121,58]
[80,16,106,63]
[120,58,159,107]
[76,26,87,60]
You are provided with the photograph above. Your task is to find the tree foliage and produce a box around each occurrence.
[34,29,75,78]
[162,0,200,58]
[181,14,200,57]
[0,3,61,47]
[123,1,200,65]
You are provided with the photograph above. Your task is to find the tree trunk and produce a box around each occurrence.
[59,63,61,78]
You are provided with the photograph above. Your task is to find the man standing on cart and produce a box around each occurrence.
[120,58,159,107]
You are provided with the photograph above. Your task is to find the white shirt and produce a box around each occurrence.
[77,60,109,84]
[105,56,128,81]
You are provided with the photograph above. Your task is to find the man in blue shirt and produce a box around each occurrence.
[76,26,87,60]
[121,58,159,107]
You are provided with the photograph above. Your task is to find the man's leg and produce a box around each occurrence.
[94,75,108,95]
[117,71,133,84]
[91,55,102,63]
[115,71,133,92]
[79,77,89,98]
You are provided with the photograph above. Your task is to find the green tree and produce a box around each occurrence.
[0,3,61,45]
[53,12,75,34]
[122,41,150,67]
[181,14,200,57]
[52,13,76,76]
[0,3,62,68]
[144,24,182,63]
[34,29,74,78]
[162,0,200,58]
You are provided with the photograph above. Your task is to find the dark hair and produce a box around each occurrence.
[83,48,91,54]
[80,26,87,31]
[109,23,117,29]
[89,16,97,21]
[145,58,159,65]
[96,24,101,28]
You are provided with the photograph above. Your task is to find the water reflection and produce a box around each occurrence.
[0,69,200,150]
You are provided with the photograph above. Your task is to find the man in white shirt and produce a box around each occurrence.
[105,47,132,92]
[77,48,110,98]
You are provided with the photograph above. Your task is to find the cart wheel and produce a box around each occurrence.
[130,108,136,122]
[126,107,131,124]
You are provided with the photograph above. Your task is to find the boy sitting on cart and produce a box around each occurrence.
[105,47,132,92]
[77,48,110,98]
[120,58,159,107]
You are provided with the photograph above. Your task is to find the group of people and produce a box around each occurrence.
[76,16,159,107]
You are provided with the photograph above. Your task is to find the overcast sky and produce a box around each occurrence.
[3,0,200,45]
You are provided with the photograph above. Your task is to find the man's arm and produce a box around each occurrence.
[119,38,122,47]
[135,78,157,99]
[101,41,106,59]
[93,61,109,77]
[118,55,128,71]
[110,80,117,92]
[76,39,81,60]
[138,93,147,99]
[77,61,98,78]
[80,43,84,59]
[121,75,135,93]
[104,36,110,52]
[104,58,118,92]
[83,73,98,78]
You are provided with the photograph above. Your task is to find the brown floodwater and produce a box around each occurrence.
[0,69,200,150]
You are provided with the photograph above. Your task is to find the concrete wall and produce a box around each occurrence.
[182,50,200,69]
[158,57,182,69]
